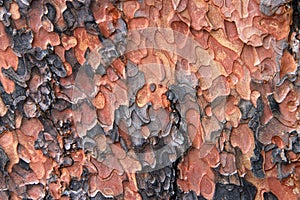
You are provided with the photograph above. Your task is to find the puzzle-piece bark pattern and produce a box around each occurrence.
[0,0,299,199]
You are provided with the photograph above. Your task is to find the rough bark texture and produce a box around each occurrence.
[0,0,299,199]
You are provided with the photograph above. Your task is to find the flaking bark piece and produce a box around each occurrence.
[0,48,18,93]
[73,27,100,65]
[28,0,43,33]
[0,131,19,173]
[202,75,230,103]
[235,64,251,100]
[20,118,43,140]
[61,34,77,50]
[219,151,237,175]
[123,1,140,19]
[92,91,105,110]
[0,22,10,51]
[230,124,255,155]
[177,148,215,198]
[258,118,291,146]
[89,158,125,197]
[225,97,242,128]
[136,83,168,109]
[255,8,292,41]
[208,34,238,73]
[277,89,299,127]
[17,130,55,181]
[33,28,60,49]
[0,96,8,117]
[280,49,297,79]
[10,2,21,20]
[187,0,208,30]
[27,184,45,200]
